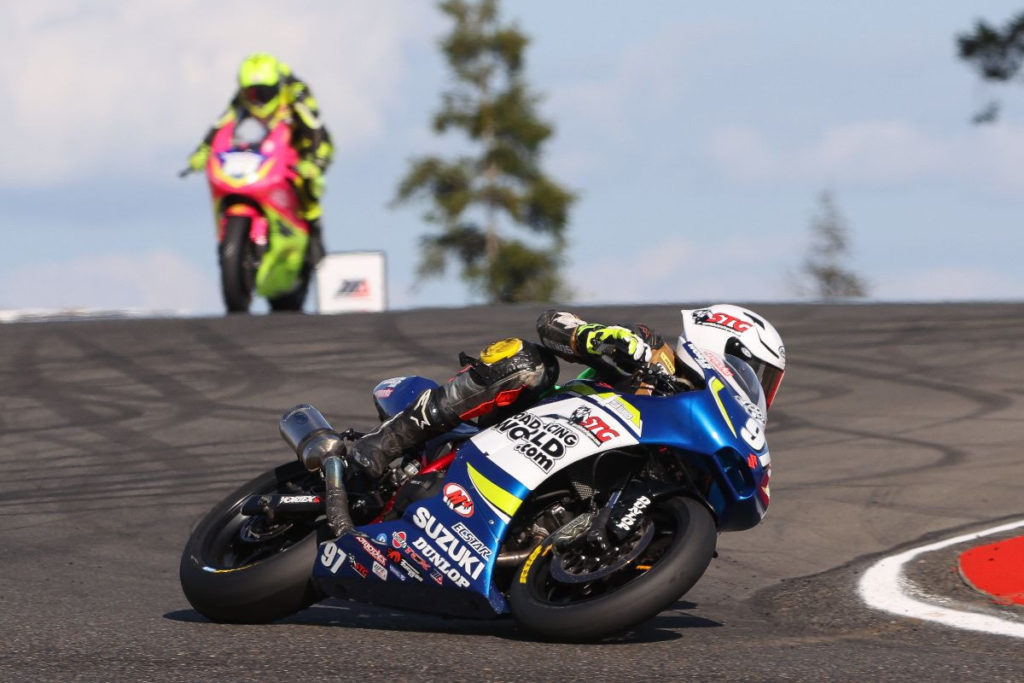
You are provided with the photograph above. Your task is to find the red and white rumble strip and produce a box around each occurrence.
[857,518,1024,640]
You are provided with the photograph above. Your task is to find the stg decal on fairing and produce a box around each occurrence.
[568,406,620,444]
[349,557,369,578]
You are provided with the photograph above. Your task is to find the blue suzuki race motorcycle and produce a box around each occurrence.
[179,341,772,641]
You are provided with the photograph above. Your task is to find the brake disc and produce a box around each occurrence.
[549,521,655,584]
[238,516,294,543]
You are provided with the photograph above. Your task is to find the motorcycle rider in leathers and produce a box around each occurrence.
[347,307,786,481]
[185,52,333,266]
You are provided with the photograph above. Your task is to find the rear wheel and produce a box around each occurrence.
[509,496,716,641]
[179,461,326,623]
[220,215,257,313]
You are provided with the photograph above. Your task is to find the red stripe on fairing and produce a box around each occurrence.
[421,451,455,474]
[458,386,525,420]
[959,535,1024,605]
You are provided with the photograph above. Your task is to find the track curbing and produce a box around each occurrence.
[858,518,1024,639]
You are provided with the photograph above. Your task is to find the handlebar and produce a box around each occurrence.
[631,363,685,396]
[631,343,687,396]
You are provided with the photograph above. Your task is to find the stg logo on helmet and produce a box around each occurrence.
[692,309,752,333]
[679,304,787,410]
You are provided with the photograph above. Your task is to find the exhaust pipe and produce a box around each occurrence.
[279,404,354,537]
[280,403,345,472]
[322,455,354,537]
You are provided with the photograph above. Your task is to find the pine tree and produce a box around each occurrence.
[795,191,868,301]
[957,11,1024,123]
[393,0,575,303]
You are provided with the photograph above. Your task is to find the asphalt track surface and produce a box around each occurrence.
[1,303,1023,681]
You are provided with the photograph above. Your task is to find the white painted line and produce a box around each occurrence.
[858,518,1024,639]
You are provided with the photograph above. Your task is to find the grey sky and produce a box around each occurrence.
[1,1,1022,313]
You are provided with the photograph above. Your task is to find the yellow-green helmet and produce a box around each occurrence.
[238,53,285,119]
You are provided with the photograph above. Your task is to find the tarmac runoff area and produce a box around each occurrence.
[859,520,1024,639]
[5,303,1024,679]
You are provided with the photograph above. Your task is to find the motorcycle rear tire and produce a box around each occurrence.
[179,461,324,623]
[508,496,716,641]
[220,215,255,314]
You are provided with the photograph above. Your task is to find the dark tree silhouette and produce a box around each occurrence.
[393,0,575,303]
[957,11,1024,123]
[793,191,868,301]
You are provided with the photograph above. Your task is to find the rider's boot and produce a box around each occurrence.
[306,217,326,267]
[347,338,559,481]
[347,385,460,480]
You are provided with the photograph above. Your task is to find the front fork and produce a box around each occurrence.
[586,478,685,552]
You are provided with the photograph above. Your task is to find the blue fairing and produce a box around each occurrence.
[315,348,771,617]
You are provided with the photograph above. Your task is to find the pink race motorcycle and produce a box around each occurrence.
[182,119,312,313]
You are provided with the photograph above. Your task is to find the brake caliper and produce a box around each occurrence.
[608,491,653,543]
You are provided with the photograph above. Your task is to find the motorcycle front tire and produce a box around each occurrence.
[220,215,255,314]
[508,496,716,641]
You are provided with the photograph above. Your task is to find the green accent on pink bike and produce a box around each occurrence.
[255,208,309,299]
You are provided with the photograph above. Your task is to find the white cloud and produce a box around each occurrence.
[0,1,434,185]
[0,249,218,312]
[706,120,1024,192]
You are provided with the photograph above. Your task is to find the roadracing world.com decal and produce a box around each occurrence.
[470,396,639,488]
[494,412,580,473]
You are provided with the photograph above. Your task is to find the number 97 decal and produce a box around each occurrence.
[320,541,347,574]
[741,418,765,451]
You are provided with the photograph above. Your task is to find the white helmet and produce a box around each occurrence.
[677,305,786,409]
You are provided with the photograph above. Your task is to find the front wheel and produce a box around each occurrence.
[219,215,257,313]
[179,461,326,623]
[508,496,716,641]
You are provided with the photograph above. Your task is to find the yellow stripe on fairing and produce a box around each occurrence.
[467,463,522,518]
[709,377,737,437]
